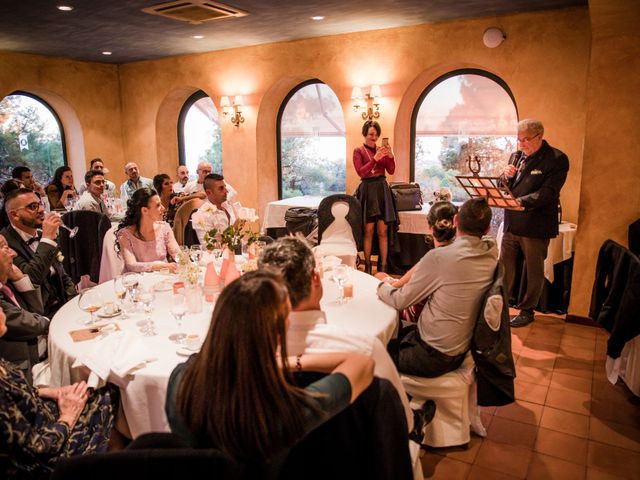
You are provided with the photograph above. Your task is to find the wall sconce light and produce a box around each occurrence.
[351,85,382,121]
[220,95,245,127]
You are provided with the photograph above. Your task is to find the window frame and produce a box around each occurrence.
[5,90,68,167]
[177,89,215,168]
[409,69,518,182]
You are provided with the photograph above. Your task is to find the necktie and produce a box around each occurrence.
[1,285,20,308]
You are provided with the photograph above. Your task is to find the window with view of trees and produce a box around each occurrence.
[0,92,66,185]
[278,81,346,199]
[413,71,518,233]
[179,91,222,175]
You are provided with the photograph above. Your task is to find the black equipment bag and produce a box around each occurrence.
[389,182,423,211]
[284,207,318,237]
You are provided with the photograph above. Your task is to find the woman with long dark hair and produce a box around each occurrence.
[46,166,77,211]
[353,120,398,274]
[116,187,180,272]
[165,270,374,464]
[152,173,203,227]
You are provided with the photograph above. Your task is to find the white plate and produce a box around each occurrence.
[153,280,173,292]
[176,347,199,356]
[97,308,122,318]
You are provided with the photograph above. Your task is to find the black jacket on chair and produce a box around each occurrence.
[502,140,569,239]
[589,240,640,358]
[59,210,112,284]
[317,194,363,250]
[472,262,516,407]
[1,225,77,317]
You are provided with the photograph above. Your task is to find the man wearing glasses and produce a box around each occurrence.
[500,119,569,327]
[0,188,77,317]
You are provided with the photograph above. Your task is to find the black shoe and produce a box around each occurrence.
[364,261,372,275]
[409,400,436,443]
[510,311,534,328]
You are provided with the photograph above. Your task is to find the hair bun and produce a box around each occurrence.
[435,219,452,229]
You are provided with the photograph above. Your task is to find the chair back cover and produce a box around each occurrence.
[99,226,124,284]
[59,210,111,284]
[173,198,203,245]
[317,194,362,249]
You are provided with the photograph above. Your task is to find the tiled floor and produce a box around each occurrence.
[419,312,640,480]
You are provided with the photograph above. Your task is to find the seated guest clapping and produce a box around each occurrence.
[377,197,498,377]
[117,188,180,273]
[165,271,376,464]
[191,173,240,245]
[74,171,109,215]
[1,189,77,317]
[0,305,119,478]
[153,174,205,227]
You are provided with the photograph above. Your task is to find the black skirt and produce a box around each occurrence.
[355,176,399,224]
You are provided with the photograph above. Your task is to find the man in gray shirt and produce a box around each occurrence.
[377,197,498,377]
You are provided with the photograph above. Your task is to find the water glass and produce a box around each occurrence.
[332,265,350,303]
[168,294,188,343]
[137,289,156,336]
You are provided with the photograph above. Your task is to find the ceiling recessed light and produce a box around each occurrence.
[102,51,112,56]
[311,16,325,21]
[57,5,74,11]
[192,35,204,39]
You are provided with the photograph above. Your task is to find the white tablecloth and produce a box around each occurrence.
[496,221,577,283]
[262,195,432,235]
[48,269,397,437]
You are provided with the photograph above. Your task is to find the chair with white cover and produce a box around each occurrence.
[315,195,362,268]
[401,352,485,448]
[98,226,124,284]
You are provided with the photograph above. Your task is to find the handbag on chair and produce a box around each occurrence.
[389,182,423,211]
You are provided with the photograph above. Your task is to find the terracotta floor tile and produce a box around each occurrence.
[554,357,593,379]
[589,417,640,452]
[420,452,471,479]
[586,467,628,480]
[475,439,533,478]
[587,441,640,479]
[526,452,586,480]
[563,323,598,339]
[535,314,566,325]
[534,427,589,464]
[558,345,596,363]
[523,339,561,353]
[518,356,557,371]
[427,435,483,464]
[561,334,596,349]
[520,346,558,361]
[591,380,638,406]
[480,411,493,430]
[546,387,592,416]
[516,365,553,385]
[590,398,640,428]
[526,329,564,346]
[467,464,520,480]
[486,416,537,448]
[514,379,548,405]
[539,406,590,438]
[550,371,592,394]
[494,400,543,426]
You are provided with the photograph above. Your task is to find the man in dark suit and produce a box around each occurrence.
[1,188,77,317]
[500,119,569,327]
[0,233,50,384]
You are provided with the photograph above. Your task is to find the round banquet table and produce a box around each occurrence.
[47,268,398,437]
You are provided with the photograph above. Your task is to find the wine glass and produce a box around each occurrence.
[332,265,350,304]
[113,275,127,317]
[190,245,203,265]
[63,196,75,212]
[122,272,140,294]
[78,288,104,326]
[137,289,156,336]
[168,293,188,343]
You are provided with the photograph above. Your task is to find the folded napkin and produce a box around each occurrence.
[300,324,374,356]
[72,330,157,386]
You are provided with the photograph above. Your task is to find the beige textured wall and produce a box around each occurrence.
[570,0,640,316]
[0,52,125,185]
[116,7,590,228]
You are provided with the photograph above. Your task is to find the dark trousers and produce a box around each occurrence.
[500,231,550,313]
[388,325,467,378]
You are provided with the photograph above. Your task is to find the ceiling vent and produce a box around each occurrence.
[142,1,248,24]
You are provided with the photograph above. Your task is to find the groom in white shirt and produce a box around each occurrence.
[191,173,239,245]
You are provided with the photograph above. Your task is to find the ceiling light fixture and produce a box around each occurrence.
[56,5,74,11]
[102,51,112,56]
[311,16,325,21]
[483,27,506,48]
[192,35,204,39]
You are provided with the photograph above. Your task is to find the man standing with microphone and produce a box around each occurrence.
[500,119,569,327]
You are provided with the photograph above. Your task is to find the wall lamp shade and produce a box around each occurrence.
[221,95,245,127]
[352,85,381,120]
[369,84,381,99]
[233,95,244,107]
[483,27,506,48]
[220,95,231,107]
[351,86,363,99]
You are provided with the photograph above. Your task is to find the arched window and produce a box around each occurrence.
[278,80,346,199]
[178,91,222,175]
[412,70,518,231]
[0,92,66,185]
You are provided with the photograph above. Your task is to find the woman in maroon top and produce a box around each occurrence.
[353,120,398,274]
